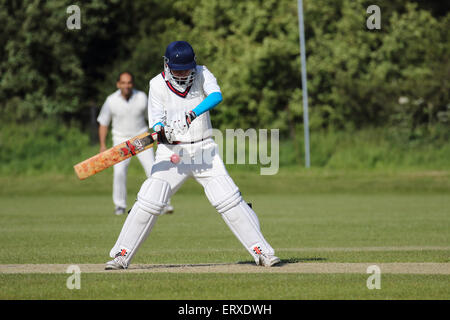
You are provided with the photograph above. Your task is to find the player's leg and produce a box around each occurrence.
[112,157,131,215]
[203,175,280,267]
[106,177,171,269]
[136,148,155,178]
[137,145,174,214]
[106,145,190,269]
[194,140,280,267]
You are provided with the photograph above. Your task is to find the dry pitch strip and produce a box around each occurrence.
[1,247,449,274]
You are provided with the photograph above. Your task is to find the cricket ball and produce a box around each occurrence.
[170,153,180,164]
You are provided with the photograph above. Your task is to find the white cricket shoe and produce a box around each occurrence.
[105,256,128,270]
[162,204,174,214]
[114,207,126,215]
[257,255,281,267]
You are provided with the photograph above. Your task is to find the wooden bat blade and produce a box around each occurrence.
[74,132,155,180]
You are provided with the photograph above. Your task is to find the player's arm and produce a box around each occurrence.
[97,99,112,152]
[187,91,223,122]
[148,81,175,144]
[185,66,223,125]
[98,125,109,153]
[143,92,149,124]
[148,81,165,131]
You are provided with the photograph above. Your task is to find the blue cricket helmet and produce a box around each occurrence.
[164,41,196,70]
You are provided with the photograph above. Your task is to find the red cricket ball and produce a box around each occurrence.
[170,153,181,164]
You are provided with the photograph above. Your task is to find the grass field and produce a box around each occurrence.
[0,166,449,300]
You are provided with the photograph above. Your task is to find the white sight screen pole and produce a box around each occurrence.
[297,0,311,168]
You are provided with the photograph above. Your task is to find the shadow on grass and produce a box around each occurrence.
[129,257,327,270]
[236,257,327,266]
[133,263,232,269]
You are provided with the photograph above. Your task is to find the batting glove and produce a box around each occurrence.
[185,110,197,126]
[171,111,197,135]
[152,123,175,144]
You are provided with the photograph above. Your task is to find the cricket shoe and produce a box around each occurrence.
[162,204,174,215]
[105,255,128,270]
[256,255,281,267]
[114,207,126,215]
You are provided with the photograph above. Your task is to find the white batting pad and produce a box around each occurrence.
[221,201,275,262]
[204,175,275,262]
[204,175,241,213]
[109,178,171,263]
[137,177,171,215]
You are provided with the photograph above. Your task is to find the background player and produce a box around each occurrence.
[97,71,174,215]
[106,41,279,269]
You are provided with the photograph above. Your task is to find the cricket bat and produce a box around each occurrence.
[74,132,157,180]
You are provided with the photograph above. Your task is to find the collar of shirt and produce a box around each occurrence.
[116,89,136,102]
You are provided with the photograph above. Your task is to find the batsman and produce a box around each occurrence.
[106,41,280,269]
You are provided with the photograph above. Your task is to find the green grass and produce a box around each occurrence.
[1,166,449,197]
[1,273,448,300]
[0,169,449,299]
[1,192,449,265]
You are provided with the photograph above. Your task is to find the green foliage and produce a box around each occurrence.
[305,1,450,131]
[331,127,448,169]
[0,1,83,119]
[0,0,170,120]
[1,0,448,131]
[0,118,97,174]
[0,0,448,173]
[279,126,450,170]
[0,120,447,176]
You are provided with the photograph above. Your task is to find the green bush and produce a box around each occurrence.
[299,126,450,170]
[0,118,97,175]
[1,120,447,176]
[1,1,449,135]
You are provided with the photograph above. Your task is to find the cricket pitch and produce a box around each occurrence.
[1,262,449,274]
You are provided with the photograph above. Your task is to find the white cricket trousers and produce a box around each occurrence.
[112,136,155,209]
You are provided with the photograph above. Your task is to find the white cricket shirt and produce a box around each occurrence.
[148,65,221,143]
[97,89,149,141]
